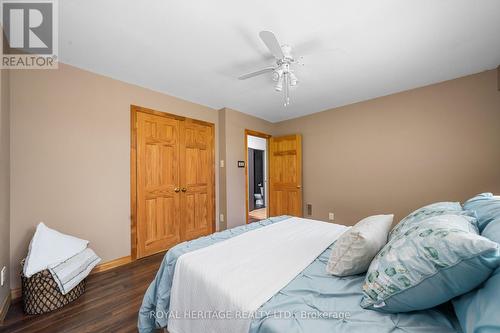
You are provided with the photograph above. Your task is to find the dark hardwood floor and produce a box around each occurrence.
[1,252,165,333]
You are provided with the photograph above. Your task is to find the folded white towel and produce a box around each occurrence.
[48,248,101,295]
[24,222,89,278]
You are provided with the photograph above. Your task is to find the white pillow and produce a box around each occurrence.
[326,214,394,276]
[23,222,89,277]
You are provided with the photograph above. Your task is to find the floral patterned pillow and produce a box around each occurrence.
[388,201,474,241]
[361,214,500,313]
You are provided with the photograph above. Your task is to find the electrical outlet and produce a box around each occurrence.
[219,213,224,222]
[1,266,6,287]
[306,204,312,216]
[220,160,225,168]
[328,212,335,221]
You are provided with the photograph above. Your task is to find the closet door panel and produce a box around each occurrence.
[136,112,181,258]
[180,120,214,241]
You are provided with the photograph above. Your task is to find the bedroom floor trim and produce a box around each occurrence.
[90,255,133,274]
[9,288,21,303]
[0,294,11,325]
[2,252,163,332]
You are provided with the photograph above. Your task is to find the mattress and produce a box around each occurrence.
[138,216,462,333]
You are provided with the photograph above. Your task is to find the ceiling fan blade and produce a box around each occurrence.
[238,67,275,80]
[259,31,284,59]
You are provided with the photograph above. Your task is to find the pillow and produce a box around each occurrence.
[452,216,500,333]
[463,192,500,231]
[326,214,394,276]
[482,217,500,242]
[361,214,500,313]
[388,201,471,241]
[24,222,89,277]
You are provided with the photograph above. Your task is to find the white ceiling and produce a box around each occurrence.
[60,0,500,122]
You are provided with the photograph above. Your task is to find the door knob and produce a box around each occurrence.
[181,187,187,192]
[296,185,302,189]
[174,187,180,193]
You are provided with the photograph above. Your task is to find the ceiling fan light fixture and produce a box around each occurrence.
[275,75,283,92]
[272,69,282,82]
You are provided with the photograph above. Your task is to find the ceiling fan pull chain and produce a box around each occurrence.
[283,73,290,106]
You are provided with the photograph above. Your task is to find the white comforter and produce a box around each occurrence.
[167,217,348,333]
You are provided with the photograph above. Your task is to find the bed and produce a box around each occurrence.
[138,215,462,333]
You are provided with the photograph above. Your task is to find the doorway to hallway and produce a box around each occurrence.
[245,130,270,223]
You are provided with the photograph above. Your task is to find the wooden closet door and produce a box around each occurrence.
[136,112,181,258]
[180,120,214,241]
[269,134,303,217]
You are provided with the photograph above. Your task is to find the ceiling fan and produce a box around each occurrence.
[238,31,301,107]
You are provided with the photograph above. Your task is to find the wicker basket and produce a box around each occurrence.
[20,259,86,315]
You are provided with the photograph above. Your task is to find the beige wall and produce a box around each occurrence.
[217,109,227,230]
[0,68,10,307]
[275,69,500,225]
[220,108,275,228]
[9,64,220,289]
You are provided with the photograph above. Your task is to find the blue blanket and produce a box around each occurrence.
[138,216,462,333]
